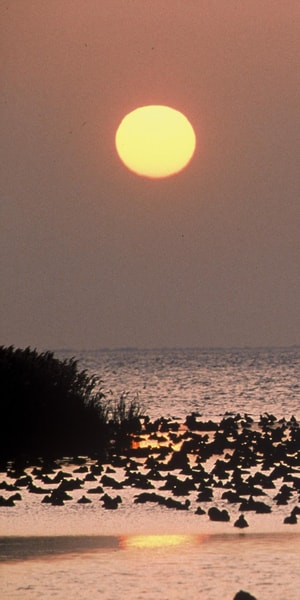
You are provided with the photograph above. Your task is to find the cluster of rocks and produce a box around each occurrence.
[0,413,299,527]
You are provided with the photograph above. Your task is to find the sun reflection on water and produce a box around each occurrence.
[119,534,207,549]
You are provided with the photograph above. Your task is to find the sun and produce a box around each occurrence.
[115,105,196,179]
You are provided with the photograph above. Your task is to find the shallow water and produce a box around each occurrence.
[1,446,299,599]
[1,532,300,600]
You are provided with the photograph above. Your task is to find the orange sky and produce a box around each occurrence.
[1,1,300,349]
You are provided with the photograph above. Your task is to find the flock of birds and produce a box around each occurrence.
[0,412,299,528]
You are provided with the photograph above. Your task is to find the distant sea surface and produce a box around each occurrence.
[58,346,300,420]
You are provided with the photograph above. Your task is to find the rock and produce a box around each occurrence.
[0,495,15,507]
[208,506,230,522]
[134,492,165,505]
[164,497,190,510]
[101,493,122,509]
[41,494,52,503]
[233,591,257,600]
[77,495,92,504]
[73,465,88,473]
[197,489,214,502]
[284,512,297,524]
[234,514,249,528]
[195,506,206,515]
[101,475,123,489]
[291,505,300,515]
[87,485,104,494]
[9,492,22,501]
[84,473,97,481]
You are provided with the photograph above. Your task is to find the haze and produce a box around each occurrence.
[1,1,300,350]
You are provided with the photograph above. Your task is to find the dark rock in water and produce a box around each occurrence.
[28,483,49,494]
[0,481,20,491]
[101,474,123,489]
[234,514,249,528]
[9,492,22,502]
[15,475,32,487]
[222,490,242,503]
[101,493,122,509]
[208,506,230,522]
[291,505,300,515]
[159,473,178,491]
[239,496,271,513]
[48,488,72,505]
[134,492,165,505]
[57,478,82,491]
[274,483,294,505]
[197,487,213,502]
[172,477,195,496]
[50,471,72,483]
[192,419,218,431]
[254,500,272,514]
[166,450,190,471]
[185,413,199,430]
[124,472,154,489]
[248,472,275,489]
[73,465,88,473]
[195,506,206,515]
[283,512,297,524]
[50,497,65,506]
[77,495,92,504]
[87,485,104,494]
[0,495,15,506]
[105,466,116,473]
[233,591,257,600]
[84,473,97,481]
[164,497,190,510]
[90,463,103,476]
[41,494,52,503]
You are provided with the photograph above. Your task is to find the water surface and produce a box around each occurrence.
[2,347,300,599]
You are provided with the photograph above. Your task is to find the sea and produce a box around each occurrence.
[1,347,300,600]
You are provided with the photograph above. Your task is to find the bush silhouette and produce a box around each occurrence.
[0,346,141,459]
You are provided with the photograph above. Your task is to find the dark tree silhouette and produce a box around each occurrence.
[0,346,141,459]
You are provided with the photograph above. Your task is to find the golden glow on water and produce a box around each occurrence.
[119,534,206,549]
[130,432,184,452]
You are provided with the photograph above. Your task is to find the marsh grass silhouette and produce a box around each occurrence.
[0,346,142,459]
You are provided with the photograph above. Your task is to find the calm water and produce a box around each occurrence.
[1,347,300,599]
[59,346,300,420]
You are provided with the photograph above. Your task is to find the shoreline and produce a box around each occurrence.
[1,530,300,562]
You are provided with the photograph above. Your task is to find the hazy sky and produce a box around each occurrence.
[1,1,300,350]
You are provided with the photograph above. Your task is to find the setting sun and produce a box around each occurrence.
[115,105,196,178]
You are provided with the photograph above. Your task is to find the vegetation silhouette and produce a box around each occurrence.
[0,346,142,459]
